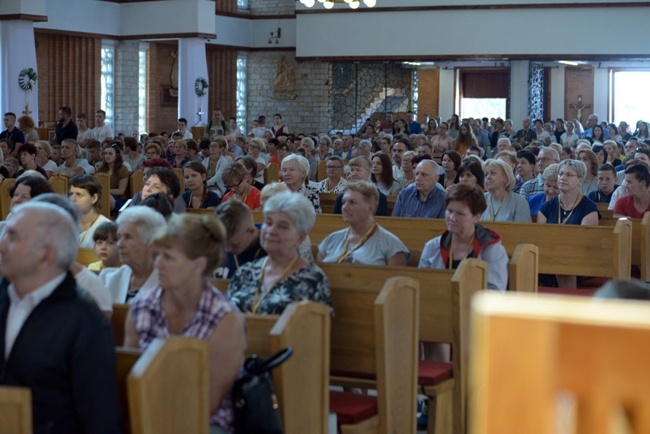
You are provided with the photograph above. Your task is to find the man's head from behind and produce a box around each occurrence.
[0,202,77,291]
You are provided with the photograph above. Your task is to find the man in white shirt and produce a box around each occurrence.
[93,109,114,143]
[0,202,122,433]
[174,117,194,140]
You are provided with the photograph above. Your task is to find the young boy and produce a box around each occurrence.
[88,221,120,271]
[588,163,618,204]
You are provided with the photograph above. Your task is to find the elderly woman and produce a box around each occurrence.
[527,163,560,215]
[169,140,191,169]
[613,165,650,218]
[144,142,163,160]
[481,158,531,222]
[221,162,261,210]
[398,150,416,188]
[515,150,537,193]
[124,213,245,434]
[317,181,409,266]
[419,183,508,290]
[227,191,331,315]
[182,161,221,210]
[577,149,599,195]
[34,140,58,177]
[69,174,111,248]
[203,138,231,196]
[317,155,347,193]
[99,206,166,303]
[9,175,53,213]
[281,154,322,213]
[371,152,401,195]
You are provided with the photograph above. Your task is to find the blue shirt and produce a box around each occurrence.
[408,121,423,134]
[392,183,447,218]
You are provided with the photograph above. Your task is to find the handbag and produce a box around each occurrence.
[232,347,293,434]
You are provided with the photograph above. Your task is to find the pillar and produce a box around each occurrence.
[178,38,208,127]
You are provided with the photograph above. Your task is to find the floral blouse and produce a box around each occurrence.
[226,259,331,315]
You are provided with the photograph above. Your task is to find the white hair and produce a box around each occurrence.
[263,191,316,235]
[117,206,167,245]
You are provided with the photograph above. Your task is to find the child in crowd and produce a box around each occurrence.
[88,221,120,271]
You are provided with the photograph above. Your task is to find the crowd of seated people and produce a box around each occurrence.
[3,108,650,432]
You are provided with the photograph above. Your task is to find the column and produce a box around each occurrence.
[178,38,208,127]
[528,62,544,121]
[0,20,39,125]
[510,60,529,128]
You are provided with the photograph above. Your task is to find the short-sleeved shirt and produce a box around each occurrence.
[226,259,331,315]
[222,186,261,211]
[131,285,238,429]
[613,195,650,219]
[318,225,410,265]
[539,195,599,225]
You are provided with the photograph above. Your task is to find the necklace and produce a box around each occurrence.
[252,255,301,314]
[337,223,378,263]
[188,190,204,209]
[448,233,475,269]
[557,193,582,225]
[488,193,506,221]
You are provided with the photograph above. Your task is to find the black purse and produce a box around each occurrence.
[232,347,293,434]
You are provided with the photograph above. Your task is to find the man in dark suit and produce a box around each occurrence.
[0,202,122,434]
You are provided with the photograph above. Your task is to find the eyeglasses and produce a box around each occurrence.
[225,179,244,190]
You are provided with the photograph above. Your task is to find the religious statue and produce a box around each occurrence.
[169,50,179,97]
[272,57,298,100]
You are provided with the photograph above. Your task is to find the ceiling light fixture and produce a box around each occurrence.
[299,0,376,9]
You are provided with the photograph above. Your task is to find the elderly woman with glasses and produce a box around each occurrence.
[317,155,347,193]
[537,159,599,287]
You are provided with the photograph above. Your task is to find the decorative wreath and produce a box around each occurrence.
[18,68,38,91]
[195,77,209,97]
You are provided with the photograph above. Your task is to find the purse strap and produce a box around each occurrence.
[248,347,293,375]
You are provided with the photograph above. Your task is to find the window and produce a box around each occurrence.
[611,69,650,125]
[459,68,509,119]
[236,53,248,133]
[100,42,116,127]
[238,0,249,10]
[138,43,149,135]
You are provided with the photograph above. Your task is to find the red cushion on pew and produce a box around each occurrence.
[539,286,595,297]
[578,277,609,288]
[418,360,453,386]
[330,390,378,424]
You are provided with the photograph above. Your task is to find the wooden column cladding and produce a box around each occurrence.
[206,45,237,120]
[417,68,440,120]
[216,0,238,14]
[35,31,101,125]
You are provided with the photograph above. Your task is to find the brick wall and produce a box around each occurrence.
[114,41,140,136]
[249,0,294,15]
[246,51,330,134]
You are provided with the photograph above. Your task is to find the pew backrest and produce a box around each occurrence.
[48,174,68,196]
[0,386,32,434]
[112,303,130,346]
[77,248,100,267]
[128,337,210,434]
[470,292,650,434]
[130,170,144,198]
[94,172,111,218]
[0,178,16,220]
[264,163,279,184]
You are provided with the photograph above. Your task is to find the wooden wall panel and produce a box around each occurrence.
[564,66,594,128]
[146,41,179,134]
[418,68,440,121]
[35,31,101,125]
[206,46,238,120]
[216,0,237,14]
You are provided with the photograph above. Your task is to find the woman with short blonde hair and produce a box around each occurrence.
[481,158,531,222]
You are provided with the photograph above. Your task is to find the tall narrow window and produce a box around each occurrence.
[236,53,248,134]
[100,42,116,127]
[138,43,148,135]
[611,69,650,125]
[237,0,249,10]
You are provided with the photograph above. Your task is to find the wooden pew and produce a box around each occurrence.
[329,275,419,434]
[294,214,632,282]
[116,346,143,433]
[128,337,210,434]
[77,248,100,267]
[0,178,16,220]
[94,172,111,218]
[317,160,327,182]
[323,260,486,434]
[470,292,650,434]
[265,162,280,184]
[48,174,68,196]
[173,168,185,192]
[130,170,144,198]
[112,303,130,346]
[600,213,650,280]
[245,302,331,434]
[0,386,32,434]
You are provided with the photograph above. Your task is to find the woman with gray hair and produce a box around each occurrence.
[537,159,599,287]
[527,163,560,215]
[281,153,322,213]
[481,158,531,222]
[227,191,331,315]
[99,206,167,303]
